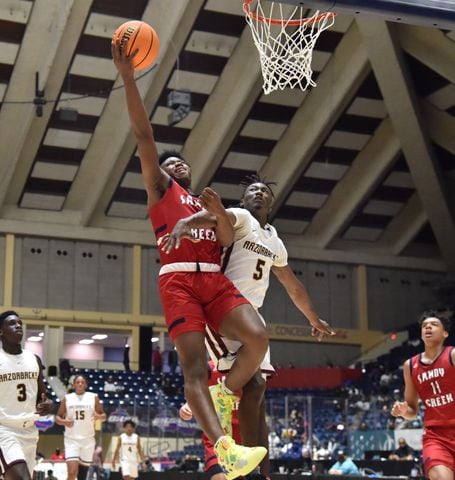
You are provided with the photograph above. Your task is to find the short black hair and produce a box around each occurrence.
[158,150,187,166]
[0,310,19,327]
[123,419,136,428]
[241,173,276,198]
[73,373,88,384]
[419,309,451,332]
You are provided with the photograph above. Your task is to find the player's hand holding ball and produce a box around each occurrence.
[112,20,159,74]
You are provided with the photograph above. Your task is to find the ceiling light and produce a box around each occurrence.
[79,339,94,345]
[92,334,108,340]
[27,336,42,342]
[151,337,159,343]
[38,332,44,337]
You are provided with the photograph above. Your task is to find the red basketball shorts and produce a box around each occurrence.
[159,272,249,340]
[422,426,455,474]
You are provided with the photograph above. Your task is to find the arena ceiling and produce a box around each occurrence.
[0,0,453,271]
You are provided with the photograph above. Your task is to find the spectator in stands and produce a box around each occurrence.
[104,375,123,393]
[123,345,130,372]
[50,448,64,461]
[359,421,369,431]
[388,438,414,461]
[268,431,282,459]
[168,347,178,374]
[59,359,72,385]
[144,458,154,472]
[44,470,58,480]
[289,409,303,429]
[152,346,162,374]
[314,443,331,461]
[328,450,360,475]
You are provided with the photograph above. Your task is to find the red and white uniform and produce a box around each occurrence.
[149,179,248,340]
[410,346,455,473]
[203,362,240,474]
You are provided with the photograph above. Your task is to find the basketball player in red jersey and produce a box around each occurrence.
[180,361,243,480]
[112,40,267,478]
[391,310,455,480]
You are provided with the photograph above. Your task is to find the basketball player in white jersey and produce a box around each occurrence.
[162,176,335,478]
[0,310,53,480]
[56,374,106,480]
[112,420,146,479]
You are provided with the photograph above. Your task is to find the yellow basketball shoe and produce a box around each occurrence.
[209,382,239,436]
[214,436,267,480]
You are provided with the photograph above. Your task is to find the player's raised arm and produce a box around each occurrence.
[111,39,166,206]
[272,265,335,340]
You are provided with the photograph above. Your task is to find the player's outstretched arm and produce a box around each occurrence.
[391,360,419,419]
[111,39,165,206]
[272,265,336,340]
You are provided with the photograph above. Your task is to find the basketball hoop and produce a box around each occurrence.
[243,0,335,94]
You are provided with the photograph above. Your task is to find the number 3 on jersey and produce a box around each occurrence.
[253,259,266,280]
[17,383,27,401]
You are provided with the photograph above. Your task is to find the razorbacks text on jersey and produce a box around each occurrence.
[221,207,288,309]
[0,348,39,427]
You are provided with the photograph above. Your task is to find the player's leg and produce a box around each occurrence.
[423,428,455,480]
[257,397,271,478]
[217,304,268,392]
[238,370,266,445]
[65,437,81,480]
[0,429,34,480]
[427,465,453,480]
[121,460,136,479]
[3,463,31,480]
[174,331,266,478]
[78,437,95,480]
[174,331,226,443]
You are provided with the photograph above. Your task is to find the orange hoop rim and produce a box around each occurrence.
[243,0,336,26]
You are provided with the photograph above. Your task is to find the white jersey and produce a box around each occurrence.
[223,207,288,309]
[64,391,97,440]
[120,432,140,463]
[0,348,40,428]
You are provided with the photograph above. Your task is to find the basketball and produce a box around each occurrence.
[113,20,159,71]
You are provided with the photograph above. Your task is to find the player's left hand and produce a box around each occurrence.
[310,318,336,342]
[36,393,54,415]
[160,222,201,254]
[179,402,193,421]
[200,187,225,217]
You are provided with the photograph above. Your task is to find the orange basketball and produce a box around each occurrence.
[113,20,159,71]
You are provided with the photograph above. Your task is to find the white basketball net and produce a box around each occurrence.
[244,1,335,95]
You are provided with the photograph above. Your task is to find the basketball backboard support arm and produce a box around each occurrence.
[275,0,455,30]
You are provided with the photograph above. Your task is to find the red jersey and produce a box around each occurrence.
[148,178,221,266]
[410,346,455,427]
